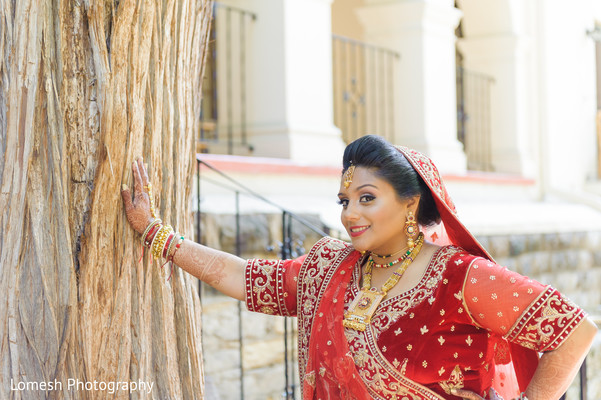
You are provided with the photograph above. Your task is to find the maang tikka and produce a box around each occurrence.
[343,164,356,188]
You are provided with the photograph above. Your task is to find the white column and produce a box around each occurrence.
[456,0,534,176]
[357,0,467,174]
[229,0,345,165]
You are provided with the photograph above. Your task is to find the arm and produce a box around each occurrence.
[452,318,597,400]
[524,317,597,399]
[121,157,247,301]
[171,240,246,301]
[455,257,598,400]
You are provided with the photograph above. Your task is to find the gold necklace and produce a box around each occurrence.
[343,233,424,331]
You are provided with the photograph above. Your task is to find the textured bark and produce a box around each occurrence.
[0,0,212,398]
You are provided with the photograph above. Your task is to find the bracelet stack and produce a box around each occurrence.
[142,220,185,262]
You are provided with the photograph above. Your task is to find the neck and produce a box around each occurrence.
[370,238,410,260]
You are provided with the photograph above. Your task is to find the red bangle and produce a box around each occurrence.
[144,224,162,247]
[162,233,175,259]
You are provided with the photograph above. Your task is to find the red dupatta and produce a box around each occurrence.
[302,250,374,399]
[395,146,539,396]
[302,145,538,399]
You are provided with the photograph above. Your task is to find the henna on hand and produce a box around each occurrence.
[172,239,246,301]
[194,253,228,286]
[121,157,154,234]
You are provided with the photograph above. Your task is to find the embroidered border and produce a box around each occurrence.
[395,146,457,214]
[296,237,352,392]
[245,258,290,316]
[504,286,586,352]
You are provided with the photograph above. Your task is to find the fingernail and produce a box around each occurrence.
[122,184,128,191]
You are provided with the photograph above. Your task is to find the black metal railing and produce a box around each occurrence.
[456,66,495,172]
[196,157,339,400]
[199,3,256,155]
[332,34,399,145]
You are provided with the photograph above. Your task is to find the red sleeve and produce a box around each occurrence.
[245,255,306,317]
[463,258,586,352]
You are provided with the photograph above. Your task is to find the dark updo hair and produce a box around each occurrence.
[342,135,440,227]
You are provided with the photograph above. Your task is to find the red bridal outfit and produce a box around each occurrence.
[244,147,587,399]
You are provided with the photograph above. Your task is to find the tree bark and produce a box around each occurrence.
[0,0,212,398]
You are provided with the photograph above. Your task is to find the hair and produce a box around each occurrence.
[342,135,440,226]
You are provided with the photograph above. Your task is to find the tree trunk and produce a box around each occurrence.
[0,0,212,398]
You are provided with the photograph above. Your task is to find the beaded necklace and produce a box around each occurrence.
[369,249,411,268]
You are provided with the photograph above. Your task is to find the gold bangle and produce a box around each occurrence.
[151,226,167,258]
[152,225,173,259]
[151,225,168,258]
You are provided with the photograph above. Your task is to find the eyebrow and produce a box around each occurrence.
[356,184,378,190]
[337,184,378,197]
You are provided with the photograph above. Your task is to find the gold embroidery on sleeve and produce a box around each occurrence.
[439,365,464,395]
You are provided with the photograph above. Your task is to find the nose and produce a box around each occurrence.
[342,202,360,223]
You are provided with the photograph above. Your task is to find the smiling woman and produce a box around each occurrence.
[337,166,419,254]
[122,134,598,400]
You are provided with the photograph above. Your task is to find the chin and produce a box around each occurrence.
[349,239,369,253]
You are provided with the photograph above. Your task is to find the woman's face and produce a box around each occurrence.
[338,166,418,255]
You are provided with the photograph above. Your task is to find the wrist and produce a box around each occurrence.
[139,217,157,234]
[142,219,163,246]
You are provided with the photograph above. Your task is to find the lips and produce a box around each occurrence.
[349,225,369,237]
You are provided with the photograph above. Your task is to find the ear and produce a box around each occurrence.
[405,195,421,214]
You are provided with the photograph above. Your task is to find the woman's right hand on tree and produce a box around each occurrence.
[121,157,155,234]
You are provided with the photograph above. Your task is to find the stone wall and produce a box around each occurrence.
[478,231,601,312]
[199,213,601,400]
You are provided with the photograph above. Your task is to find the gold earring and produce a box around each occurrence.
[343,165,356,189]
[404,211,419,249]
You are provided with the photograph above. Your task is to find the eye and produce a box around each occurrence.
[360,194,375,203]
[337,198,349,208]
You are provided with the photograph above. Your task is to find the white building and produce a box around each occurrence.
[197,1,601,399]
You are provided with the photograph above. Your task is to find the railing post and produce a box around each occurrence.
[580,356,587,400]
[282,211,290,399]
[286,212,296,399]
[235,191,245,400]
[281,211,297,399]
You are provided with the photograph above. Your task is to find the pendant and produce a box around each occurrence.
[343,288,385,331]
